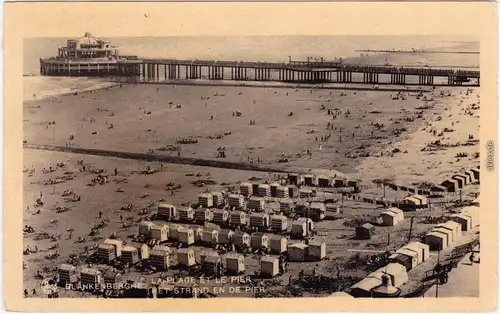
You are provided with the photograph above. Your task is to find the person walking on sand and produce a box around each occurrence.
[98,211,103,219]
[114,168,118,176]
[469,252,475,265]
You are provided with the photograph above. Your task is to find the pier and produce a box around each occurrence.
[41,58,480,87]
[38,33,480,87]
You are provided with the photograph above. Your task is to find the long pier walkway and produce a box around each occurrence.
[41,58,480,87]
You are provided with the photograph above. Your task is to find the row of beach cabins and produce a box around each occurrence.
[136,220,313,249]
[346,204,480,297]
[156,203,318,236]
[438,166,480,193]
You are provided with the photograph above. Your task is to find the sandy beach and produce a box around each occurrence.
[22,43,481,298]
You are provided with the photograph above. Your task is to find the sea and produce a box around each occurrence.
[23,35,478,101]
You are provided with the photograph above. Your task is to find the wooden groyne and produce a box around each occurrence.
[24,144,287,174]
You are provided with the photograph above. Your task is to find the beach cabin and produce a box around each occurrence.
[228,194,245,209]
[225,253,245,274]
[303,174,318,187]
[308,241,326,260]
[103,271,123,286]
[250,232,269,251]
[390,248,418,271]
[297,217,315,232]
[453,174,470,186]
[198,193,214,208]
[269,183,280,197]
[424,230,449,250]
[388,252,414,272]
[334,178,348,188]
[178,207,194,222]
[189,225,203,243]
[260,256,280,277]
[211,191,224,207]
[168,224,183,241]
[138,221,155,237]
[450,214,473,231]
[233,231,251,249]
[317,175,331,188]
[276,186,289,198]
[356,223,375,240]
[376,263,409,288]
[269,235,288,254]
[239,182,253,197]
[129,242,150,260]
[98,243,118,263]
[279,199,294,215]
[194,208,213,223]
[229,210,248,227]
[270,215,288,232]
[251,183,260,196]
[150,224,169,243]
[412,195,428,208]
[157,203,177,221]
[347,180,361,191]
[80,268,103,291]
[200,250,219,265]
[470,168,480,181]
[436,221,461,243]
[249,212,270,229]
[202,255,223,278]
[202,228,219,246]
[257,184,271,197]
[432,226,454,246]
[441,179,458,193]
[294,201,309,217]
[291,221,308,238]
[178,228,195,246]
[309,202,326,221]
[212,209,230,225]
[103,238,122,258]
[149,246,172,270]
[380,208,405,226]
[403,242,430,264]
[299,188,314,198]
[400,196,423,211]
[461,206,479,226]
[287,173,303,186]
[287,185,299,198]
[121,246,140,265]
[464,170,476,184]
[218,229,234,245]
[58,264,78,285]
[451,176,465,189]
[177,248,196,267]
[247,196,265,212]
[430,184,447,197]
[288,243,309,262]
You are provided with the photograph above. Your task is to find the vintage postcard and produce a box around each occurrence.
[3,1,498,312]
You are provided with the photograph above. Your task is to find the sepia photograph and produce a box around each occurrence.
[4,2,498,312]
